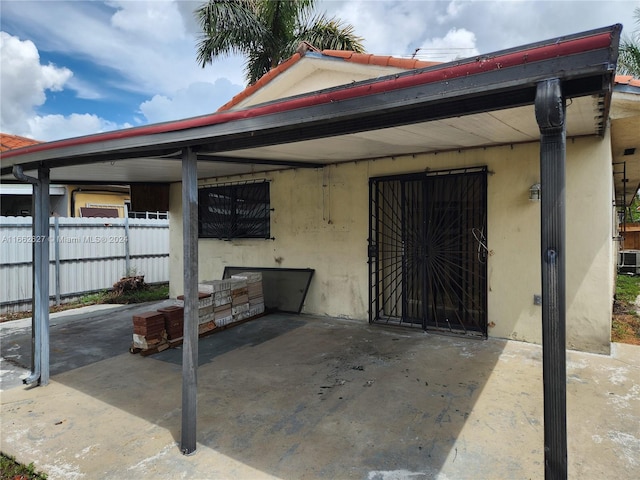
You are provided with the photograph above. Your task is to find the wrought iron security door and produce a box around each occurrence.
[368,167,488,336]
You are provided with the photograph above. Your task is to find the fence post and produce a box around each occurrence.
[54,216,60,306]
[123,205,131,275]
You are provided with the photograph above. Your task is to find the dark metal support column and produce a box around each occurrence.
[535,78,567,480]
[12,165,50,386]
[180,147,198,455]
[38,167,50,385]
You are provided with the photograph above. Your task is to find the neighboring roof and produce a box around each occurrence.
[615,75,640,88]
[217,49,440,112]
[614,74,640,95]
[0,133,41,152]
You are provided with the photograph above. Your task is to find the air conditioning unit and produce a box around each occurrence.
[618,249,640,275]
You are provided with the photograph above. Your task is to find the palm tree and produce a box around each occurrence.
[196,0,365,85]
[618,7,640,77]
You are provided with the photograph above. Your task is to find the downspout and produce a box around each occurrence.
[12,165,51,386]
[535,78,567,480]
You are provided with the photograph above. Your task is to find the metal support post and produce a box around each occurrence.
[12,165,50,386]
[535,78,567,480]
[38,167,50,385]
[180,147,199,454]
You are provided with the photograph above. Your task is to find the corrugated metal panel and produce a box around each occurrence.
[0,216,169,311]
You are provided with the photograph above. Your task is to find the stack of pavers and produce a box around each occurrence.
[232,271,265,318]
[177,291,215,335]
[132,310,166,350]
[157,305,184,342]
[230,277,250,322]
[209,280,233,327]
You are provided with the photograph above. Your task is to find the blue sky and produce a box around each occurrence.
[1,0,637,141]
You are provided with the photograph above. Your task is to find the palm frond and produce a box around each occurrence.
[618,42,640,77]
[257,0,316,68]
[296,14,365,54]
[195,0,266,67]
[617,6,640,77]
[195,0,365,84]
[245,47,276,85]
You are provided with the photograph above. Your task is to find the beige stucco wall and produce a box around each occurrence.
[169,135,614,353]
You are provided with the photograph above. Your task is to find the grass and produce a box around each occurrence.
[108,283,170,304]
[0,283,169,323]
[613,274,640,345]
[0,453,47,480]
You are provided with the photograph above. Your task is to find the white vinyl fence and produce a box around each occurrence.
[0,216,169,312]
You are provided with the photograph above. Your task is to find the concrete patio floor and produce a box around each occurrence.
[1,304,638,479]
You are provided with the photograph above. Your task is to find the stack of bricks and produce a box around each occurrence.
[173,272,264,332]
[232,272,265,317]
[209,280,233,327]
[230,277,251,322]
[199,279,237,327]
[132,311,166,350]
[177,291,216,335]
[157,305,184,342]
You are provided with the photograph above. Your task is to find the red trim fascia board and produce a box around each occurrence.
[2,30,614,161]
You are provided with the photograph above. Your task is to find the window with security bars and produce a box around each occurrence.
[198,182,270,239]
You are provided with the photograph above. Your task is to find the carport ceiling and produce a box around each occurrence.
[0,25,620,185]
[1,97,601,185]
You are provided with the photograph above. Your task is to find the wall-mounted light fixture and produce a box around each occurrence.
[529,183,541,201]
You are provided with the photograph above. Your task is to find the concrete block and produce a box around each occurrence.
[215,315,233,327]
[232,303,250,316]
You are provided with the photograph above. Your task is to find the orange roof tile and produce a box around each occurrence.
[615,74,640,88]
[217,53,303,112]
[217,50,440,112]
[321,50,439,70]
[0,133,41,153]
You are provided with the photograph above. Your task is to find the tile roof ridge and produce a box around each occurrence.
[320,50,441,69]
[217,53,303,112]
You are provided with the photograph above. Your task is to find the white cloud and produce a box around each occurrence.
[0,0,246,97]
[0,31,130,141]
[65,76,104,101]
[28,113,131,142]
[330,1,429,56]
[108,0,187,43]
[139,79,242,123]
[325,0,636,60]
[0,32,73,136]
[0,2,245,142]
[415,28,479,62]
[437,0,465,25]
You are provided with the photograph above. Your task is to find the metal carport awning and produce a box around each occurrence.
[1,24,621,480]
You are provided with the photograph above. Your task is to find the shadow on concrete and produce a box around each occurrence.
[154,314,307,367]
[0,301,176,377]
[47,311,513,478]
